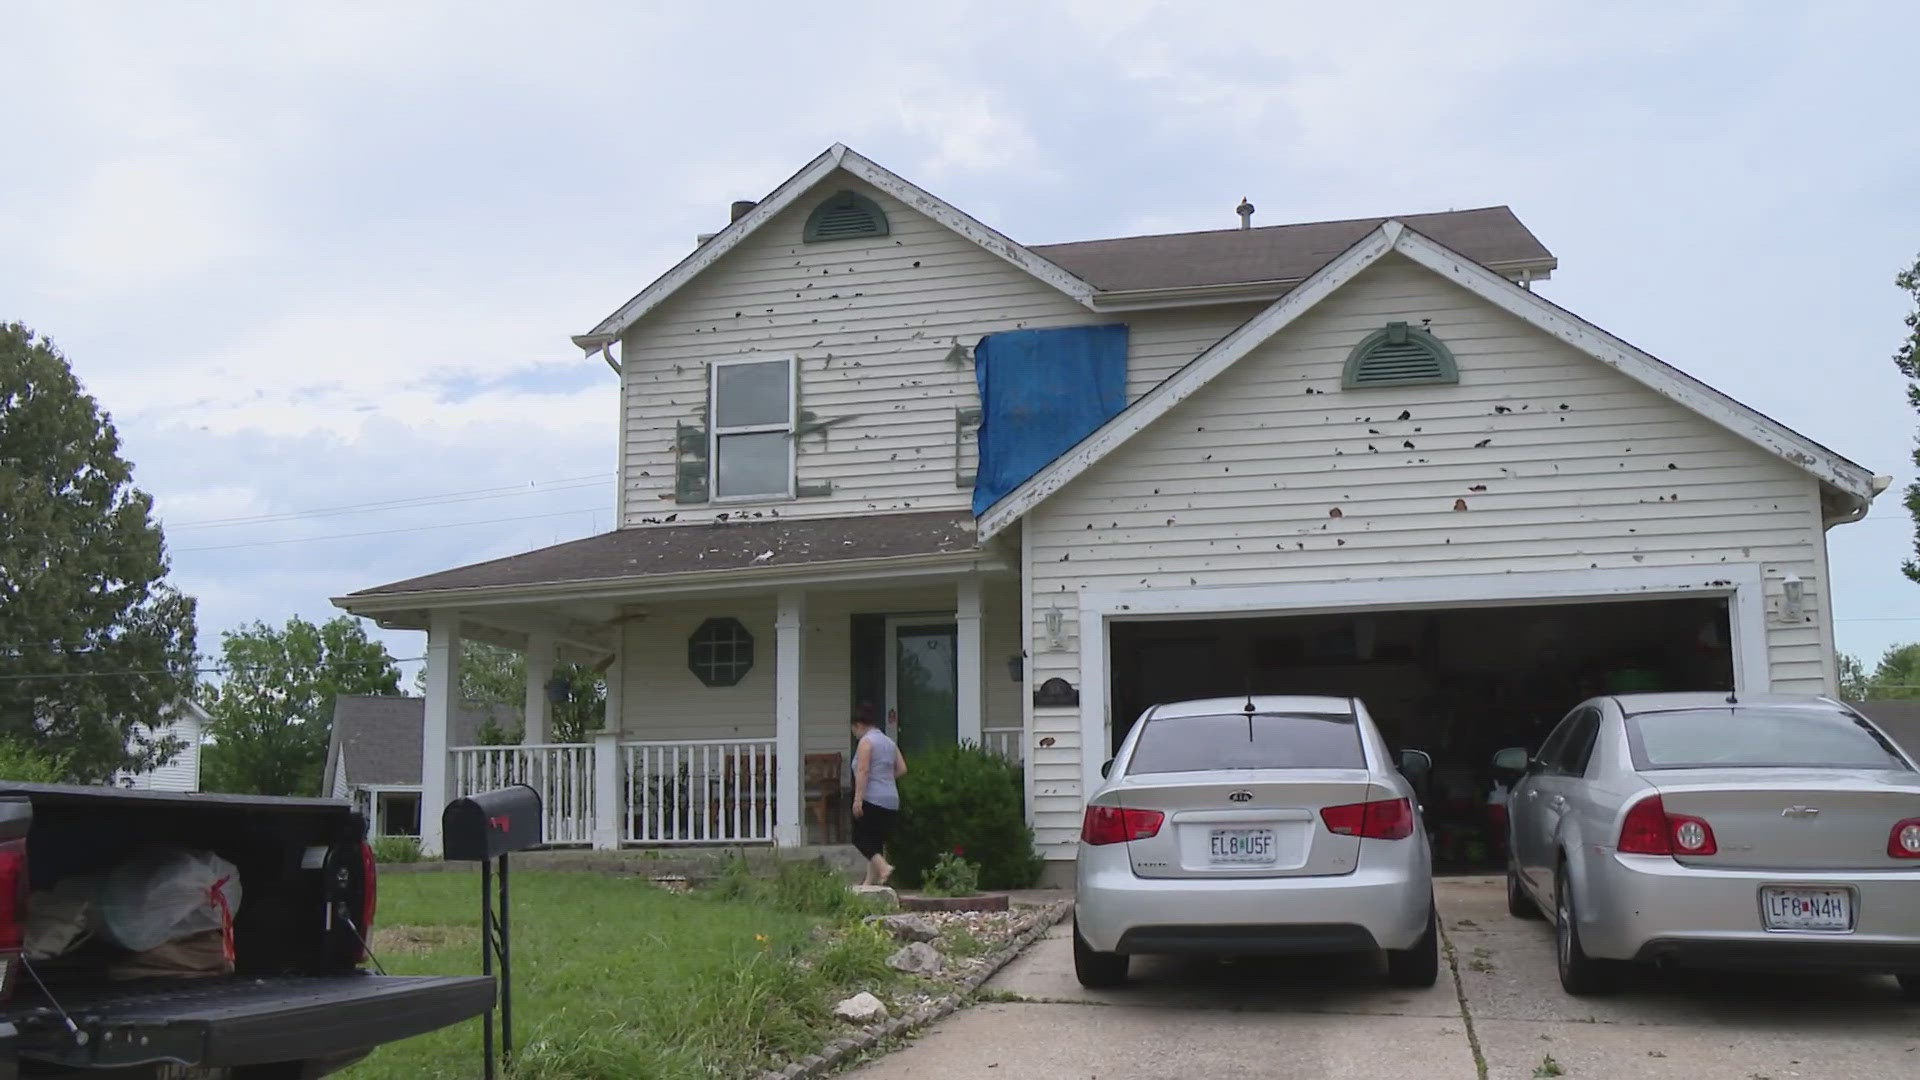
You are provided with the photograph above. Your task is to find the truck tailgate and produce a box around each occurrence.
[13,974,495,1069]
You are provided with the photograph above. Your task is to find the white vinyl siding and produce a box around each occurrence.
[618,171,1253,525]
[616,583,1023,759]
[1020,254,1834,856]
[118,706,204,792]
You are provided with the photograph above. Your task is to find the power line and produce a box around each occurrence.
[165,472,613,530]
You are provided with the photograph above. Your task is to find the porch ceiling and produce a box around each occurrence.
[334,510,987,618]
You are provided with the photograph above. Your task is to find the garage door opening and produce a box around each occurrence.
[1107,596,1734,871]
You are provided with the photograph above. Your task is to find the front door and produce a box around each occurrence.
[886,619,958,756]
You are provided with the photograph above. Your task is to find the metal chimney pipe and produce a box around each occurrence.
[1236,198,1255,230]
[730,200,758,222]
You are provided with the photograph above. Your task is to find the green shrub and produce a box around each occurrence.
[894,744,1040,889]
[371,835,424,863]
[921,850,979,897]
[0,741,67,783]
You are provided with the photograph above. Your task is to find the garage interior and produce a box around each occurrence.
[1108,597,1735,871]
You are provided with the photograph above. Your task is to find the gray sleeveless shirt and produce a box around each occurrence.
[860,729,901,809]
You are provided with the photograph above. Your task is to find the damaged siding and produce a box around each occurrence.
[616,583,1023,757]
[618,172,1253,526]
[1021,255,1833,857]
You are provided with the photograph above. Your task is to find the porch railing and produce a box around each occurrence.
[982,726,1023,764]
[449,743,596,846]
[621,738,777,845]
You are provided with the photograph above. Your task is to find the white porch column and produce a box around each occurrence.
[591,647,624,850]
[523,629,556,745]
[956,576,984,747]
[419,610,460,857]
[775,589,805,847]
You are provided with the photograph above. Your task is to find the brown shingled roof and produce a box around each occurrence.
[348,510,979,598]
[1031,206,1554,294]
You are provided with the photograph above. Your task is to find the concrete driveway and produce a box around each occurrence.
[847,877,1920,1079]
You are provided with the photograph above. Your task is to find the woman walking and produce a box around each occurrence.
[850,706,907,886]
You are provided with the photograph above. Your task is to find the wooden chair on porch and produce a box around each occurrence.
[804,753,845,844]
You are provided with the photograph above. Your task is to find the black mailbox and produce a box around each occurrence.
[442,785,543,861]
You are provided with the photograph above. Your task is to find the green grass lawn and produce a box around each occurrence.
[341,865,896,1080]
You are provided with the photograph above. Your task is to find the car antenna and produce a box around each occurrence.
[1243,682,1256,742]
[1726,689,1738,705]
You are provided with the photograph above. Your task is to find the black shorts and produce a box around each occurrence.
[853,804,898,858]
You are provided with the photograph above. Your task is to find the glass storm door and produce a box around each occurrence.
[885,619,959,756]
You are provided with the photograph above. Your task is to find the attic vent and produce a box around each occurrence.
[1342,322,1458,389]
[803,191,889,242]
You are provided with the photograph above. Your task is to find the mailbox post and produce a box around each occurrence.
[443,785,543,1080]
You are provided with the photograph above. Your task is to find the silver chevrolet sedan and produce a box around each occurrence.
[1074,696,1437,988]
[1501,693,1920,997]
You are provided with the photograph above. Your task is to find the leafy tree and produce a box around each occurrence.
[0,323,198,781]
[1896,254,1920,581]
[201,616,400,795]
[0,741,68,783]
[1866,643,1920,702]
[1839,653,1871,701]
[412,640,606,743]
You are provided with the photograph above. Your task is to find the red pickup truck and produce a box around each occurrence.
[0,783,493,1078]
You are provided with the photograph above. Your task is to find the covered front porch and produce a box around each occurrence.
[335,513,1027,855]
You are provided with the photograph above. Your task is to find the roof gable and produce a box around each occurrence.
[977,220,1877,539]
[572,145,1098,352]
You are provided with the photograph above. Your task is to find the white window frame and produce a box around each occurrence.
[708,356,797,502]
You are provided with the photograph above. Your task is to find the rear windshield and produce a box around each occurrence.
[1625,707,1911,771]
[1126,712,1365,775]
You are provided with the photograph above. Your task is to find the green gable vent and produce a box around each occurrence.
[1342,321,1459,388]
[803,191,889,242]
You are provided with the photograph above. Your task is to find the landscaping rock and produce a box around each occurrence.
[832,992,889,1023]
[874,914,939,943]
[886,941,944,975]
[849,885,898,910]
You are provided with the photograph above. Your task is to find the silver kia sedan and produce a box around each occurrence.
[1501,692,1920,997]
[1073,696,1437,988]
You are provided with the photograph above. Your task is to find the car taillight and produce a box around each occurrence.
[1080,806,1164,845]
[0,845,23,953]
[358,841,378,962]
[1617,795,1717,856]
[1890,819,1920,859]
[1320,798,1415,840]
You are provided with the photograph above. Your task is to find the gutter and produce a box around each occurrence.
[1085,258,1558,312]
[331,548,1011,617]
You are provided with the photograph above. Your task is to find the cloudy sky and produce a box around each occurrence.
[5,1,1918,678]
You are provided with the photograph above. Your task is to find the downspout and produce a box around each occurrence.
[599,342,621,375]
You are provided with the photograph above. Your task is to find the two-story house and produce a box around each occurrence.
[335,144,1883,870]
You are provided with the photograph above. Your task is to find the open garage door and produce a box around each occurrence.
[1108,597,1733,870]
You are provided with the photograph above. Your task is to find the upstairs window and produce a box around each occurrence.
[1342,322,1459,388]
[710,357,795,500]
[803,191,889,242]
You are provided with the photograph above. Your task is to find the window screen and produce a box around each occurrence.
[1625,707,1910,771]
[1127,712,1364,775]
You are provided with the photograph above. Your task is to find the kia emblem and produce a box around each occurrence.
[1228,790,1254,803]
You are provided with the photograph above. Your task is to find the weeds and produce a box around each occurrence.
[1533,1054,1564,1078]
[370,836,423,864]
[941,926,988,959]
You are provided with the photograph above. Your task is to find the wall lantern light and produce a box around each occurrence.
[1781,574,1805,621]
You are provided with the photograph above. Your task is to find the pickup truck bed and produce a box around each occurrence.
[12,975,496,1071]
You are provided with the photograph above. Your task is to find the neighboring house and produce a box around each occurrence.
[115,699,208,792]
[335,144,1884,870]
[323,696,514,838]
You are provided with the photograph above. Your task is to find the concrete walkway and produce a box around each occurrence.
[846,877,1920,1079]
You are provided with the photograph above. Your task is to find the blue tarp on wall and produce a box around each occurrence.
[972,324,1129,516]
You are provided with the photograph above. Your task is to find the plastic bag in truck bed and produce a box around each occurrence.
[107,929,230,981]
[97,845,243,957]
[25,874,101,960]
